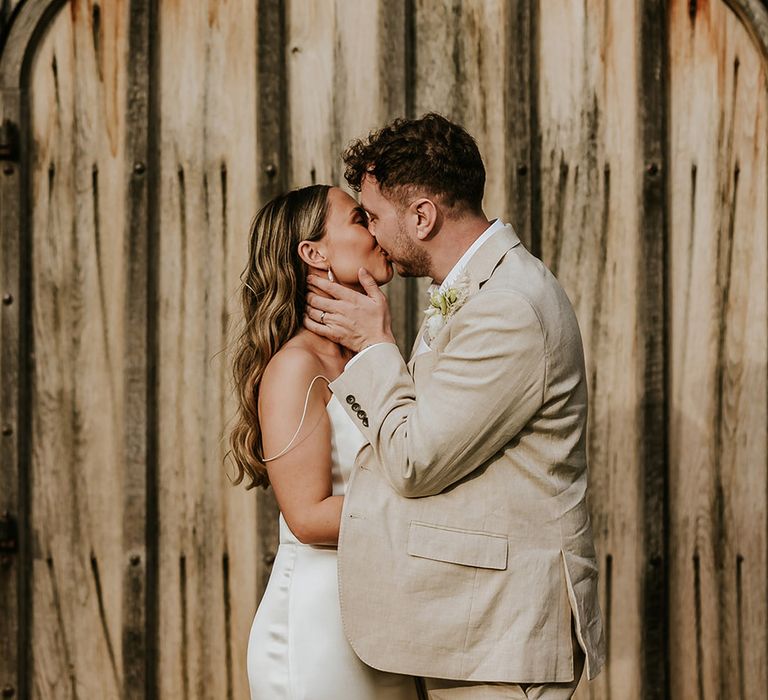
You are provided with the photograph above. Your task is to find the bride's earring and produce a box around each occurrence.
[327,267,335,283]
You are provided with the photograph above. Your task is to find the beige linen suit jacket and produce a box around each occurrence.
[329,224,606,684]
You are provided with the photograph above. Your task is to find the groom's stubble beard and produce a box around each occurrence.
[390,215,432,279]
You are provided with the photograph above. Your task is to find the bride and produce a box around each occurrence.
[229,184,421,699]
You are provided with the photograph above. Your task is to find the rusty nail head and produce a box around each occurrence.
[130,554,140,566]
[3,166,13,176]
[516,163,528,176]
[2,685,15,697]
[265,163,277,177]
[647,162,659,176]
[133,162,146,175]
[2,294,12,305]
[2,426,12,436]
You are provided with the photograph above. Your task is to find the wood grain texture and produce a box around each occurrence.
[506,0,537,254]
[284,0,412,354]
[123,0,153,697]
[637,0,668,697]
[376,0,416,355]
[0,0,28,46]
[724,0,768,64]
[156,2,259,698]
[537,1,645,697]
[286,0,384,188]
[412,0,513,307]
[0,85,25,699]
[254,0,286,617]
[27,1,130,697]
[5,0,768,697]
[669,1,768,698]
[1,2,72,697]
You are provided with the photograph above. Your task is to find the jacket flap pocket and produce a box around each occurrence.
[407,521,508,570]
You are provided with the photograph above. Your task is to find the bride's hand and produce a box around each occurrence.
[304,268,396,352]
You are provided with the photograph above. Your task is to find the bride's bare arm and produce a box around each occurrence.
[259,347,343,545]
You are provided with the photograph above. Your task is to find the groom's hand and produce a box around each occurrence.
[304,268,396,352]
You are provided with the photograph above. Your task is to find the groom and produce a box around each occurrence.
[304,113,605,699]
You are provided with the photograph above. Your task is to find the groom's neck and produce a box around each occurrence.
[428,213,491,285]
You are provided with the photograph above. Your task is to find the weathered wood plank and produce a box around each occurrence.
[287,1,384,189]
[1,2,70,697]
[284,0,409,353]
[156,2,259,698]
[668,1,768,698]
[0,84,25,700]
[124,0,152,696]
[637,0,668,697]
[377,0,414,355]
[412,0,512,311]
[537,1,644,697]
[506,0,537,254]
[285,0,415,356]
[414,0,509,218]
[257,0,287,206]
[254,0,287,623]
[27,1,132,697]
[0,0,29,49]
[723,0,768,66]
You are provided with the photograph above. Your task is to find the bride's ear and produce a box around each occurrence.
[297,240,327,269]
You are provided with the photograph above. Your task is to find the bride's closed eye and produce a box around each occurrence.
[352,206,368,227]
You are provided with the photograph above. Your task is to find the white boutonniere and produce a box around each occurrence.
[423,270,472,346]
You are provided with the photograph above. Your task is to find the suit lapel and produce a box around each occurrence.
[407,314,429,371]
[404,224,521,369]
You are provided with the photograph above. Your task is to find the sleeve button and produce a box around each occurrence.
[362,418,369,427]
[346,395,356,405]
[351,402,361,411]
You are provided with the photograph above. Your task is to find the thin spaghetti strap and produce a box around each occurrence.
[262,374,332,462]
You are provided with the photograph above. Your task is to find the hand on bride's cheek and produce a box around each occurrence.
[324,188,393,287]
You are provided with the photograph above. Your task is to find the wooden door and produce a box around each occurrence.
[1,1,767,698]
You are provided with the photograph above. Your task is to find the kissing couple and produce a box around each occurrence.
[232,113,606,699]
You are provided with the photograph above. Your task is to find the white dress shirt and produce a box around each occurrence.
[346,218,507,367]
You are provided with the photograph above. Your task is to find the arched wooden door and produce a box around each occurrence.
[1,1,767,699]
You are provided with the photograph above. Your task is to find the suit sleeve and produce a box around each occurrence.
[329,290,547,497]
[344,342,389,369]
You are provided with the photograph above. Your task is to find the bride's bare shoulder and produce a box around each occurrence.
[260,340,327,410]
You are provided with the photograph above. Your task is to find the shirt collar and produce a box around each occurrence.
[429,218,507,294]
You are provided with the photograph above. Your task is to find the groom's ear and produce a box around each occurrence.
[412,198,438,241]
[297,240,327,268]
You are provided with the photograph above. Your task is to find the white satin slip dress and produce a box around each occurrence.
[246,378,420,700]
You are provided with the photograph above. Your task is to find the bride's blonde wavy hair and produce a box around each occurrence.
[229,184,331,489]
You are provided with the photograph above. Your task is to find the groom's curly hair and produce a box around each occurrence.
[343,112,485,212]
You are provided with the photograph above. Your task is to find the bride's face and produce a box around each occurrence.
[321,187,393,286]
